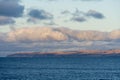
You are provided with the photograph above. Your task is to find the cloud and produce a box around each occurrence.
[109,29,120,40]
[0,27,120,56]
[4,27,120,42]
[1,27,120,45]
[0,16,15,25]
[28,9,53,20]
[6,27,68,42]
[70,9,86,22]
[62,9,105,22]
[0,0,24,18]
[71,17,86,22]
[86,10,105,19]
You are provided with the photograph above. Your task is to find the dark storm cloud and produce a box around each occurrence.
[0,0,24,17]
[28,9,53,20]
[86,10,105,19]
[0,16,15,25]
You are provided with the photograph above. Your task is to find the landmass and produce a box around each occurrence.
[7,49,120,57]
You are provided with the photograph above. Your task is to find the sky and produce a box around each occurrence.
[0,0,120,32]
[0,0,120,56]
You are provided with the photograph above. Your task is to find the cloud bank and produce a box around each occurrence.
[0,27,120,56]
[6,27,67,42]
[1,27,120,42]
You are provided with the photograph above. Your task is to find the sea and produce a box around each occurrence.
[0,55,120,80]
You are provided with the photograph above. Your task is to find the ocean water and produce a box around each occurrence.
[0,55,120,80]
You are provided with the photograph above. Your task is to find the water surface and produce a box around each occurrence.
[0,55,120,80]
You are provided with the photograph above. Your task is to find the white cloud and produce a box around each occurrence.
[3,27,120,42]
[109,29,120,40]
[6,27,68,42]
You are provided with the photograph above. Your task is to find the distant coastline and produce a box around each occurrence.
[7,49,120,57]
